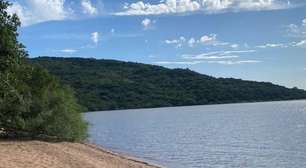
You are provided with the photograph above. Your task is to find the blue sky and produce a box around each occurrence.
[7,0,306,89]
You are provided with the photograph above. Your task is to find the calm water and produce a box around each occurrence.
[85,100,306,168]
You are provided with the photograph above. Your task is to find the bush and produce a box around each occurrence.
[0,0,87,141]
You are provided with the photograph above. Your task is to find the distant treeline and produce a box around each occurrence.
[31,57,306,111]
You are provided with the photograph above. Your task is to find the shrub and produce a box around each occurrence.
[0,0,87,141]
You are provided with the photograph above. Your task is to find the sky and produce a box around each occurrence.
[6,0,306,89]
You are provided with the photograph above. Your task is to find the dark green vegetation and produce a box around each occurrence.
[0,0,87,141]
[31,57,306,111]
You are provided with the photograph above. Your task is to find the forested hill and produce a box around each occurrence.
[30,57,306,111]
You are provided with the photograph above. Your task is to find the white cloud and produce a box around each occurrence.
[59,49,78,54]
[165,34,237,48]
[155,49,259,66]
[111,28,115,33]
[182,50,255,60]
[81,0,98,15]
[237,0,283,10]
[7,0,100,26]
[208,60,261,65]
[230,44,239,48]
[256,43,287,48]
[287,18,306,38]
[154,61,203,65]
[114,0,291,16]
[91,32,99,44]
[165,40,179,44]
[295,39,306,47]
[183,54,239,60]
[7,2,27,24]
[255,40,306,48]
[198,34,230,46]
[188,38,196,47]
[115,0,201,16]
[288,24,299,33]
[154,59,261,66]
[7,0,70,26]
[199,34,216,43]
[141,18,155,30]
[222,50,256,54]
[165,36,186,48]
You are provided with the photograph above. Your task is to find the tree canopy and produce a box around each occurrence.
[0,0,87,141]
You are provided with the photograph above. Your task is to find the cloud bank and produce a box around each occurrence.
[7,0,98,26]
[114,0,292,16]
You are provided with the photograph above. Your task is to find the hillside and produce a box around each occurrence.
[30,57,306,111]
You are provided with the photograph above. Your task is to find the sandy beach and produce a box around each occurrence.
[0,140,163,168]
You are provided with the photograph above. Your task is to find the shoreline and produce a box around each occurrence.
[87,99,306,113]
[83,142,165,168]
[0,140,164,168]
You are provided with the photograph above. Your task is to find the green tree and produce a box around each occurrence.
[0,0,87,141]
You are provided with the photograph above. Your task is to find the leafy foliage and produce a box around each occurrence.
[31,57,306,111]
[0,0,87,141]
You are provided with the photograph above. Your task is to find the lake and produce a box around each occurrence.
[85,100,306,168]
